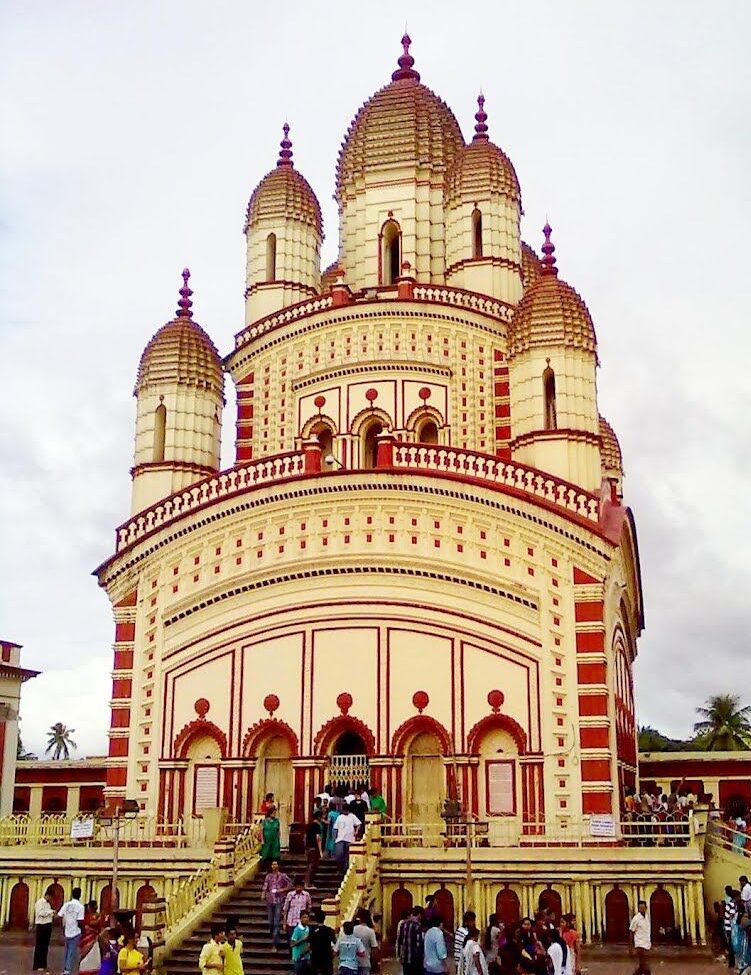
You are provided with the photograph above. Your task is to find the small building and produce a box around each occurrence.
[639,750,751,814]
[13,758,106,817]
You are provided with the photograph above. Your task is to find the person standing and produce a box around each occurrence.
[261,859,292,949]
[560,914,581,975]
[222,925,244,975]
[117,929,148,973]
[290,910,312,974]
[58,886,85,975]
[454,910,476,969]
[305,811,323,887]
[335,920,366,975]
[282,878,313,943]
[353,909,379,975]
[459,927,488,975]
[198,925,226,974]
[424,916,448,975]
[79,899,104,973]
[740,875,751,916]
[308,908,337,975]
[396,906,424,975]
[333,803,362,870]
[260,806,281,865]
[32,890,54,972]
[629,900,652,975]
[722,886,738,969]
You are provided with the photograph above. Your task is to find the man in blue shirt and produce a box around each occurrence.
[290,910,312,974]
[423,915,447,974]
[335,920,365,975]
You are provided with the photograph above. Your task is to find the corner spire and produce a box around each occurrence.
[541,222,558,276]
[391,33,420,82]
[176,268,193,318]
[473,92,489,142]
[277,122,293,168]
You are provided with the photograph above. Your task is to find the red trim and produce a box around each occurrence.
[390,714,452,755]
[485,759,517,815]
[582,791,612,814]
[241,718,299,756]
[573,567,599,585]
[173,718,227,759]
[313,713,376,756]
[467,713,527,754]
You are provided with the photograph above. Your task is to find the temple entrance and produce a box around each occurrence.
[256,735,294,841]
[329,732,369,790]
[406,731,444,824]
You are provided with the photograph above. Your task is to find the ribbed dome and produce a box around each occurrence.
[599,415,623,474]
[336,36,464,200]
[245,124,322,237]
[520,242,542,291]
[135,271,224,396]
[509,226,598,359]
[445,96,520,205]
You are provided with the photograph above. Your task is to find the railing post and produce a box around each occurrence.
[214,837,235,888]
[141,897,166,974]
[302,438,322,474]
[375,433,395,469]
[350,840,367,898]
[322,896,340,930]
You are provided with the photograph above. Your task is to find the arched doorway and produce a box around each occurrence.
[433,887,454,930]
[8,881,29,929]
[361,420,383,469]
[135,883,157,933]
[604,887,630,943]
[416,419,439,444]
[313,423,335,469]
[45,882,64,912]
[539,887,563,923]
[650,887,678,943]
[256,734,294,841]
[496,887,521,929]
[100,883,120,917]
[390,885,414,943]
[474,724,521,839]
[405,731,445,824]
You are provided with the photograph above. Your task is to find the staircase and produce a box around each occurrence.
[164,855,343,975]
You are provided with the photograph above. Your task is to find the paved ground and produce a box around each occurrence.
[0,929,730,974]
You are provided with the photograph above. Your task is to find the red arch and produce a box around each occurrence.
[135,883,157,934]
[496,887,521,928]
[390,885,414,944]
[604,887,630,943]
[8,881,29,929]
[173,718,227,759]
[466,712,527,754]
[390,714,452,756]
[242,718,299,757]
[313,714,376,756]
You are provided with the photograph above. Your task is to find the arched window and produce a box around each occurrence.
[362,420,383,469]
[472,208,483,258]
[543,366,557,430]
[315,424,334,469]
[417,419,439,444]
[381,220,401,285]
[265,233,277,282]
[153,403,167,462]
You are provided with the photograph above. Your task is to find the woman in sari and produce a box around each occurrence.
[260,806,281,864]
[98,926,122,975]
[325,805,340,859]
[79,899,104,973]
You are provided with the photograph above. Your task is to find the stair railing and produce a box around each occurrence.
[323,818,382,929]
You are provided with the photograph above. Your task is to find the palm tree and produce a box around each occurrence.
[45,722,77,760]
[693,694,751,751]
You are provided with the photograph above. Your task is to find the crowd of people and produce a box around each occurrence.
[32,885,152,973]
[715,873,751,974]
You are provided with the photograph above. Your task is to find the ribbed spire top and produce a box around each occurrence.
[176,268,193,318]
[541,222,558,276]
[391,33,420,82]
[277,122,293,168]
[473,93,489,142]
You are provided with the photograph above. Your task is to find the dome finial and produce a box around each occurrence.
[277,121,293,168]
[473,92,489,142]
[541,222,558,276]
[176,268,193,318]
[392,32,421,82]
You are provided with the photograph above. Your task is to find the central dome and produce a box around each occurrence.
[336,35,464,200]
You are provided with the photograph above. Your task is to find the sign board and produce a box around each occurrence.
[70,817,95,840]
[588,814,616,838]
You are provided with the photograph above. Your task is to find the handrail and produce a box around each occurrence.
[164,857,220,935]
[0,814,206,848]
[707,820,751,860]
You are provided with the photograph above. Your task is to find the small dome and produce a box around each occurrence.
[444,95,520,206]
[320,261,342,292]
[135,270,224,396]
[336,35,464,200]
[509,225,598,359]
[599,415,623,474]
[245,124,322,237]
[521,242,542,290]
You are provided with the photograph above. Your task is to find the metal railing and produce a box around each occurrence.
[0,814,206,848]
[707,820,751,860]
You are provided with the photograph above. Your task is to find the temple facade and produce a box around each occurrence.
[95,36,643,843]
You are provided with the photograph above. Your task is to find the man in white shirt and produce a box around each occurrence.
[58,886,85,975]
[740,874,751,915]
[333,803,362,869]
[353,910,378,974]
[629,900,651,975]
[32,890,54,972]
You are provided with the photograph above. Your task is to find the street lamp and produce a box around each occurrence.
[324,453,345,469]
[98,798,139,921]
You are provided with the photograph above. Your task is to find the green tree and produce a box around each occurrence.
[693,694,751,751]
[16,734,36,760]
[45,722,77,760]
[638,725,686,752]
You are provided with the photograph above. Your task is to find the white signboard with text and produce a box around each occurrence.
[70,817,95,840]
[588,814,616,837]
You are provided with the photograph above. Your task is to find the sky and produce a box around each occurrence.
[1,1,749,758]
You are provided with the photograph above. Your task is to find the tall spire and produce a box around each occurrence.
[277,122,293,168]
[473,92,489,142]
[391,32,420,82]
[541,222,558,276]
[176,268,193,318]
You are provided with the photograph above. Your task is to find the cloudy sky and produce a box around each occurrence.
[1,2,749,757]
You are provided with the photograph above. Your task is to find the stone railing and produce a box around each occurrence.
[164,856,220,934]
[389,441,601,523]
[412,284,513,322]
[235,295,334,347]
[115,451,307,552]
[0,814,206,848]
[323,821,381,928]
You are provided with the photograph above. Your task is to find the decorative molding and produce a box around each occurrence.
[313,713,376,756]
[173,718,227,759]
[242,718,299,757]
[391,714,452,755]
[466,712,527,754]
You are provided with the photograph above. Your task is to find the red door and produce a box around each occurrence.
[135,884,157,933]
[604,887,630,943]
[496,887,521,929]
[390,885,414,944]
[539,887,563,923]
[434,887,454,931]
[650,888,677,943]
[8,882,29,929]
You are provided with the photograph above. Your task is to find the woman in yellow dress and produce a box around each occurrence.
[117,931,147,973]
[223,925,244,975]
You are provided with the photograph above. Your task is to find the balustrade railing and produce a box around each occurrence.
[164,857,220,935]
[390,443,600,523]
[235,295,334,347]
[0,814,206,848]
[707,820,751,859]
[412,285,513,322]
